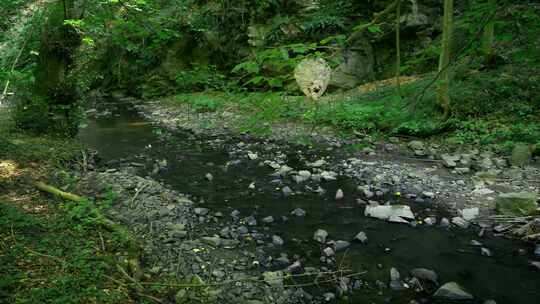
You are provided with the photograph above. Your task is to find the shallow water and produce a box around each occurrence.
[79,102,540,304]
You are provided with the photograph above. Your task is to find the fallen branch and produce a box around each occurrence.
[34,181,83,202]
[347,0,398,45]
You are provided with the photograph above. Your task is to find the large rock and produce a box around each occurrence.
[495,192,538,216]
[330,39,374,89]
[364,204,415,222]
[434,282,473,300]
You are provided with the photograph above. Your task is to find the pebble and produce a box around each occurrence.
[313,229,328,243]
[440,217,450,228]
[354,231,368,243]
[291,208,306,217]
[323,247,335,257]
[335,189,344,200]
[194,207,209,216]
[262,216,274,223]
[451,217,469,229]
[481,247,492,257]
[334,240,350,251]
[282,186,293,196]
[272,235,284,246]
[205,173,213,181]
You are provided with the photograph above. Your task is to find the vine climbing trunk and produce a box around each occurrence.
[437,0,454,119]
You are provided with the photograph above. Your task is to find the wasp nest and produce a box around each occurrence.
[294,58,331,100]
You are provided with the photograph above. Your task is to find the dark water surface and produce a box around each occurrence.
[79,102,540,304]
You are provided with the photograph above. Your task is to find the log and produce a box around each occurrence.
[34,181,83,202]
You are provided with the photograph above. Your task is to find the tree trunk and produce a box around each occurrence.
[437,0,454,119]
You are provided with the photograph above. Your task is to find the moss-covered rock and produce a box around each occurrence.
[495,192,538,216]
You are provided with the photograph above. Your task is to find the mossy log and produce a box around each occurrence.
[34,181,83,202]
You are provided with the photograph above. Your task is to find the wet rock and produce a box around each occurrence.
[363,189,374,198]
[201,236,221,247]
[534,244,540,256]
[408,140,425,151]
[451,217,470,229]
[282,186,293,197]
[295,170,312,183]
[364,204,415,222]
[272,235,284,246]
[248,182,256,189]
[460,207,479,221]
[495,192,538,216]
[530,261,540,270]
[277,165,293,176]
[263,271,283,287]
[354,231,368,243]
[335,189,344,200]
[308,159,326,168]
[481,247,492,257]
[205,173,213,181]
[484,300,497,304]
[236,226,249,235]
[286,261,302,273]
[194,207,209,216]
[389,215,410,224]
[245,216,257,226]
[212,269,226,279]
[314,229,328,243]
[441,154,460,168]
[334,240,350,252]
[424,217,437,226]
[323,247,335,257]
[231,210,240,218]
[323,292,335,302]
[389,267,404,290]
[470,240,483,246]
[320,171,337,181]
[247,152,258,160]
[410,268,438,284]
[262,216,274,223]
[440,218,450,228]
[291,208,306,217]
[434,282,473,300]
[422,191,435,199]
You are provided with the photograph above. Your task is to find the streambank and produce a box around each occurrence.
[77,97,540,304]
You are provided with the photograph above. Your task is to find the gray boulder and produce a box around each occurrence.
[434,282,473,300]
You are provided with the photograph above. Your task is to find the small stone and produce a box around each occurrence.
[231,210,240,217]
[262,216,274,223]
[272,235,284,246]
[422,191,435,199]
[323,247,335,257]
[291,208,306,217]
[247,152,258,160]
[323,292,335,302]
[287,261,302,273]
[354,231,368,243]
[461,207,479,221]
[410,268,438,284]
[201,236,221,247]
[483,300,497,304]
[470,240,483,246]
[194,207,209,216]
[282,186,293,197]
[534,244,540,256]
[245,216,257,226]
[440,218,450,228]
[434,282,473,300]
[212,269,225,279]
[335,189,344,200]
[424,217,437,226]
[314,229,328,243]
[481,247,492,257]
[363,189,374,198]
[248,182,256,189]
[205,173,213,181]
[451,217,470,229]
[334,240,350,251]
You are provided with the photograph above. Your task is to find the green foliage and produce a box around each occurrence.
[0,202,130,303]
[175,65,227,91]
[232,43,321,90]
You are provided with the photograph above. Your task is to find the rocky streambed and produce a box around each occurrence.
[78,97,540,304]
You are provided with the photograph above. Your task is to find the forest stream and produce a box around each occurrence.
[78,98,540,304]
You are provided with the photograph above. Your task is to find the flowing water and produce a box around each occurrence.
[79,101,540,304]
